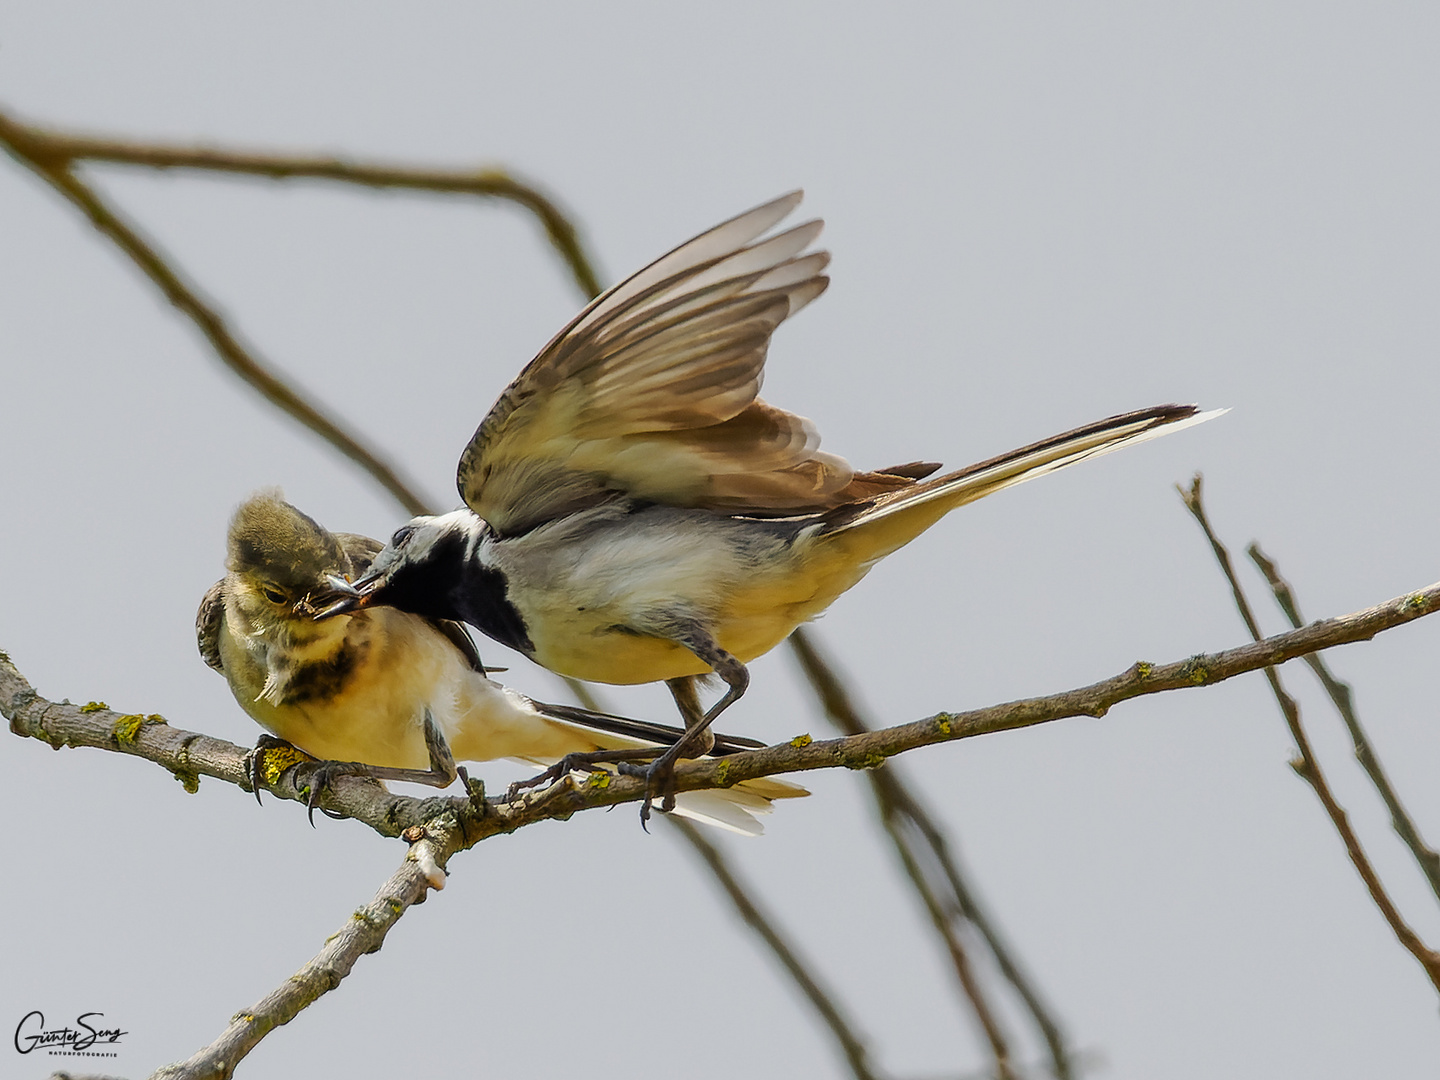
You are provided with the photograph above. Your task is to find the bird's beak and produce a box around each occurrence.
[310,573,379,619]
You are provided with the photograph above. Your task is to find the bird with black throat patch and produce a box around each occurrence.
[199,491,805,833]
[319,192,1222,820]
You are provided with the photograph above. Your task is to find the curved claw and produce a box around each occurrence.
[617,755,679,831]
[303,761,365,826]
[245,733,305,807]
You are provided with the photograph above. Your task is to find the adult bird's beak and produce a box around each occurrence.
[311,573,376,619]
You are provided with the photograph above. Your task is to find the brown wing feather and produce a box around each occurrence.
[196,580,227,673]
[454,193,922,536]
[334,531,383,572]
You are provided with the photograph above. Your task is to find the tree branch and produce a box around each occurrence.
[10,571,1440,847]
[668,817,885,1080]
[791,628,1070,1080]
[0,107,437,517]
[149,844,442,1080]
[1178,475,1440,995]
[1246,542,1440,905]
[0,105,600,301]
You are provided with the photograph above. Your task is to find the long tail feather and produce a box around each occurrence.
[814,404,1224,567]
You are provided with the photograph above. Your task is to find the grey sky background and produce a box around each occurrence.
[3,4,1439,1077]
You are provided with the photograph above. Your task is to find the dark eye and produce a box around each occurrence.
[260,585,288,605]
[391,525,415,547]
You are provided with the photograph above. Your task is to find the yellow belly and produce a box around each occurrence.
[526,544,873,685]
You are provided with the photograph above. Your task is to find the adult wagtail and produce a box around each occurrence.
[200,492,804,832]
[319,192,1221,816]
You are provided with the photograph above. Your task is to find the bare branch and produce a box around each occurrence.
[668,817,885,1080]
[791,629,1066,1079]
[148,843,441,1080]
[10,569,1440,847]
[1178,475,1440,995]
[0,108,437,517]
[559,675,900,1080]
[879,803,1018,1079]
[0,106,600,303]
[1247,542,1440,905]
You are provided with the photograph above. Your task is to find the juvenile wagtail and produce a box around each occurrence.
[318,192,1221,817]
[199,492,804,833]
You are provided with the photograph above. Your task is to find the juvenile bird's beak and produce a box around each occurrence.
[312,573,376,619]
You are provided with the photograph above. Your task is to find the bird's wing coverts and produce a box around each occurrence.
[456,192,924,535]
[196,580,227,673]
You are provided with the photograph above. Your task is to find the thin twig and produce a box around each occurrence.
[0,105,601,301]
[563,675,891,1080]
[879,803,1017,1079]
[1178,475,1440,995]
[0,109,437,517]
[668,816,885,1080]
[1247,543,1440,905]
[792,629,1063,1080]
[149,842,441,1080]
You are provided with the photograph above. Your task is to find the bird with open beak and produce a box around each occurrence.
[320,192,1222,821]
[199,492,804,833]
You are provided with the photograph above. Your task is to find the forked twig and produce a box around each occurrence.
[1179,475,1440,995]
[1247,543,1440,904]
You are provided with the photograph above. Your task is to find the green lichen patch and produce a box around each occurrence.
[113,714,149,744]
[933,713,953,736]
[713,758,731,786]
[1179,655,1211,685]
[1135,662,1154,679]
[586,771,610,789]
[80,701,109,713]
[1405,592,1429,613]
[789,733,813,748]
[171,769,201,794]
[260,745,312,787]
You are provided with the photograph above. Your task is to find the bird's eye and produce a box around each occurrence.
[391,525,415,547]
[260,585,288,605]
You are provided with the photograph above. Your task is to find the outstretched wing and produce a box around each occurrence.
[456,192,923,536]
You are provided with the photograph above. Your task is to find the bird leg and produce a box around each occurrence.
[298,709,461,825]
[620,626,749,826]
[504,746,668,803]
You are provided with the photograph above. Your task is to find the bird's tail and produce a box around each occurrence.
[810,404,1224,573]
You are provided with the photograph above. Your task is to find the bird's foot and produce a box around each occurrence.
[244,734,314,806]
[299,760,383,826]
[617,746,685,831]
[505,747,663,804]
[457,766,488,815]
